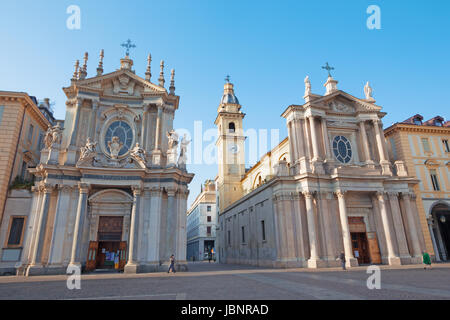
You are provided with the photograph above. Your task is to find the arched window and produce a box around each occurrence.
[228,122,236,133]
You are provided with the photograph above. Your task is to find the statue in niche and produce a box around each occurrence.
[167,130,179,152]
[79,137,97,161]
[130,142,147,163]
[108,136,123,159]
[178,134,191,167]
[44,123,64,149]
[44,125,53,149]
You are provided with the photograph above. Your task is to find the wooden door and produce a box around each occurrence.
[86,241,98,272]
[351,233,371,265]
[367,232,382,264]
[118,241,127,271]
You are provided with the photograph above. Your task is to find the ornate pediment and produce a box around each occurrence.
[311,91,382,114]
[72,69,166,97]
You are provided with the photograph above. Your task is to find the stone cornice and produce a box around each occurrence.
[384,122,450,136]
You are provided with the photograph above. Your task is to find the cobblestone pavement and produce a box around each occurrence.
[0,262,449,300]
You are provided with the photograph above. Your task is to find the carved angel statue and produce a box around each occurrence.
[167,130,179,151]
[79,137,97,161]
[364,81,373,100]
[44,123,64,149]
[44,125,53,149]
[130,142,147,163]
[51,123,63,145]
[304,76,311,97]
[178,134,191,167]
[108,136,123,159]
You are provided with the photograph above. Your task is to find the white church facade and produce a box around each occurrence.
[216,72,427,268]
[16,50,193,276]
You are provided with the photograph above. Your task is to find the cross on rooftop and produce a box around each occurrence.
[225,75,230,83]
[121,39,136,57]
[322,62,335,77]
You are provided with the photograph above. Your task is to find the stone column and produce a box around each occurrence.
[318,192,336,262]
[309,116,320,161]
[336,190,357,267]
[152,104,163,166]
[28,184,53,269]
[125,187,141,273]
[321,118,331,161]
[88,100,98,140]
[48,186,72,266]
[401,192,422,259]
[141,104,148,146]
[67,183,89,269]
[23,187,43,264]
[272,194,285,262]
[359,121,374,167]
[303,191,320,268]
[288,121,298,162]
[376,192,401,265]
[70,98,83,146]
[165,187,177,262]
[176,188,189,265]
[387,192,410,258]
[373,119,392,175]
[282,194,296,263]
[147,187,162,266]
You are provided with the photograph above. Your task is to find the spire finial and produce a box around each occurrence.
[169,69,175,95]
[72,60,80,81]
[79,52,88,80]
[97,49,104,76]
[225,75,230,83]
[159,60,165,87]
[145,53,152,81]
[83,52,88,71]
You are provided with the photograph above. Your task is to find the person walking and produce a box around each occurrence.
[339,251,346,270]
[422,251,432,270]
[208,252,212,263]
[168,254,176,273]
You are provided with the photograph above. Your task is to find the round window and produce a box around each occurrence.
[104,121,134,157]
[332,135,352,163]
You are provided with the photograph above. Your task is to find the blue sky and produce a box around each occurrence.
[1,0,449,206]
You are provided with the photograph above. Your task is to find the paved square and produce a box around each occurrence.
[0,262,449,300]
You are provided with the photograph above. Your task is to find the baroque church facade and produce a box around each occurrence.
[216,73,427,268]
[19,50,193,275]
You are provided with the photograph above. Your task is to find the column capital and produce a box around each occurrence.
[401,191,414,200]
[376,191,386,200]
[39,183,55,193]
[335,189,346,198]
[166,187,178,197]
[302,190,315,199]
[387,191,399,199]
[77,183,90,194]
[131,186,142,196]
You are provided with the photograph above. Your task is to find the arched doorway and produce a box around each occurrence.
[85,189,133,271]
[431,202,450,261]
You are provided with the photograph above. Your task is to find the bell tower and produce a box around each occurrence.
[215,78,246,212]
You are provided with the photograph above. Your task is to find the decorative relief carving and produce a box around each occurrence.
[329,100,355,113]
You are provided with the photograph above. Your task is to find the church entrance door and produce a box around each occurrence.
[351,233,370,265]
[94,216,125,271]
